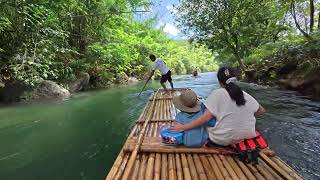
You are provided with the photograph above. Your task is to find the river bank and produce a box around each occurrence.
[244,39,320,99]
[0,72,319,179]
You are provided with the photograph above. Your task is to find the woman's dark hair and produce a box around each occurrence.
[149,54,156,61]
[217,67,246,106]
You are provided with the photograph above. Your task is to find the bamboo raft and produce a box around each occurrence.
[106,88,304,180]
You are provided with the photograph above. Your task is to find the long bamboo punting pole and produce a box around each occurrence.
[199,155,217,180]
[187,154,199,180]
[207,155,224,180]
[193,154,208,180]
[259,152,294,180]
[121,90,159,180]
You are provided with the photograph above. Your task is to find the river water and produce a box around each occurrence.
[0,72,319,180]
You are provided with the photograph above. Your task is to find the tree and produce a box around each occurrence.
[175,0,287,72]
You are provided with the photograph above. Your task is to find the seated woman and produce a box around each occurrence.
[172,89,215,147]
[171,67,266,146]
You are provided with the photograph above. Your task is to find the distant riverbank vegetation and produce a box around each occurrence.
[0,0,218,88]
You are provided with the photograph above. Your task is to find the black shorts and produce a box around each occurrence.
[160,70,172,83]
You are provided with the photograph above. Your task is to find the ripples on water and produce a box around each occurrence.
[0,72,319,179]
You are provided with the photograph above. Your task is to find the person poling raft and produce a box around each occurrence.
[161,66,267,163]
[145,54,174,94]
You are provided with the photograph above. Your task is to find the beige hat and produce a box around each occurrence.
[173,90,200,113]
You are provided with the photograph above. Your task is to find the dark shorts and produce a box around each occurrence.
[160,70,172,83]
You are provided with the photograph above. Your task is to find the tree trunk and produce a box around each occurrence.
[309,0,314,32]
[232,50,246,72]
[290,0,312,40]
[318,12,320,29]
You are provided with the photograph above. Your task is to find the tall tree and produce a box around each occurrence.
[309,0,314,32]
[175,0,287,72]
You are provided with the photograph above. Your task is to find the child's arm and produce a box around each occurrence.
[171,109,214,133]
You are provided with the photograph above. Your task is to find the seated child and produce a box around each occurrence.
[171,89,215,147]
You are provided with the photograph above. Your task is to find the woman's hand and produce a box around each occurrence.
[170,122,185,133]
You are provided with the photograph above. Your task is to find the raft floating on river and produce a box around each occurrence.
[106,88,303,180]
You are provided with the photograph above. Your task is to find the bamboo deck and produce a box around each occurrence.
[106,88,304,180]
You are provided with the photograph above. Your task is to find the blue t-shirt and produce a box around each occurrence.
[175,103,216,147]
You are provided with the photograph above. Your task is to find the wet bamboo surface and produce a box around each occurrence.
[106,88,304,180]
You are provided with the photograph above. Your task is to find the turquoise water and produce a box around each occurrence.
[0,72,319,179]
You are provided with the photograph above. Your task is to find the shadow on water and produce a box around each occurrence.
[0,72,319,179]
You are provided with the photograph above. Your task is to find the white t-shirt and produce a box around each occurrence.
[152,58,169,75]
[204,88,259,146]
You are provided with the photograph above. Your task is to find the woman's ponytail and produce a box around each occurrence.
[217,67,246,106]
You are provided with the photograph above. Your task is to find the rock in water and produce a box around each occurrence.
[69,73,90,93]
[128,77,139,84]
[22,80,70,100]
[115,73,129,84]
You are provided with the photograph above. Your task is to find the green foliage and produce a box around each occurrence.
[0,0,217,86]
[175,0,288,71]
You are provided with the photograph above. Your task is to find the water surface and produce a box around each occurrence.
[0,72,319,179]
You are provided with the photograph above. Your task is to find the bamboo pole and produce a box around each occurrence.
[235,158,257,180]
[130,155,141,180]
[161,153,168,180]
[257,159,282,180]
[175,154,183,180]
[271,156,303,180]
[145,153,155,180]
[193,154,208,180]
[255,163,276,180]
[199,155,216,180]
[114,153,130,180]
[106,151,125,180]
[186,154,199,180]
[168,153,177,180]
[207,155,224,180]
[137,154,148,180]
[154,153,161,180]
[259,152,294,180]
[247,163,266,180]
[181,153,192,180]
[121,90,159,180]
[219,155,240,180]
[226,156,247,180]
[213,154,232,180]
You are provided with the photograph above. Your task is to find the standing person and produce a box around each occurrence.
[171,67,266,146]
[146,54,174,93]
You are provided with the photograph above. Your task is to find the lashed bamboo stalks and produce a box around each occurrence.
[186,154,199,180]
[193,154,208,180]
[181,153,192,180]
[175,154,183,180]
[120,90,160,180]
[154,153,161,180]
[107,88,304,180]
[207,155,224,180]
[199,154,216,180]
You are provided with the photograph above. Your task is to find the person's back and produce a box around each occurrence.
[204,88,258,145]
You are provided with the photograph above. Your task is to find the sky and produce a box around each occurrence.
[134,0,184,39]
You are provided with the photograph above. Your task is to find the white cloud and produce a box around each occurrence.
[163,23,180,36]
